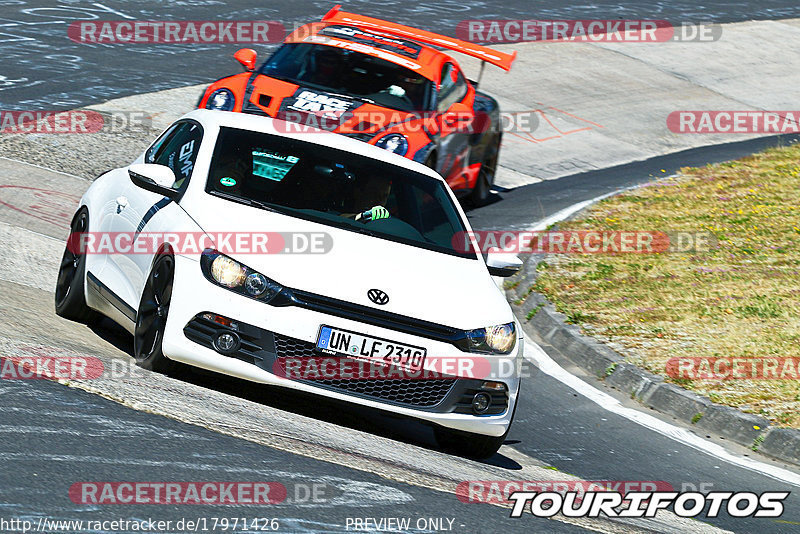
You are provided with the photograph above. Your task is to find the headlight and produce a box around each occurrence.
[205,88,235,111]
[210,255,246,288]
[375,133,409,156]
[465,322,516,354]
[201,250,283,302]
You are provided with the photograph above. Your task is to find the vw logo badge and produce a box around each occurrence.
[367,288,389,305]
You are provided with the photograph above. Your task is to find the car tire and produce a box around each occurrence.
[469,172,490,207]
[469,136,500,207]
[55,208,100,324]
[424,152,437,172]
[134,253,176,372]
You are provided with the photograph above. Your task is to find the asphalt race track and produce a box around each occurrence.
[2,2,800,534]
[3,0,800,111]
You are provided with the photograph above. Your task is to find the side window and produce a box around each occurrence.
[145,121,203,190]
[437,63,468,112]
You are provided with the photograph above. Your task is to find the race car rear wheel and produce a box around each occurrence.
[469,135,500,207]
[55,208,99,324]
[134,253,176,372]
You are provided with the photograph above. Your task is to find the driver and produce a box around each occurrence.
[347,177,392,222]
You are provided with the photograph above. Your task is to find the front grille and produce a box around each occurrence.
[274,333,456,408]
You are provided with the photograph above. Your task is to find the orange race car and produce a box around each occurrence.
[197,5,516,205]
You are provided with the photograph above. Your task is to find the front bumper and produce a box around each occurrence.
[162,254,522,437]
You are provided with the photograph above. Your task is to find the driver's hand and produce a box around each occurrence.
[357,205,390,222]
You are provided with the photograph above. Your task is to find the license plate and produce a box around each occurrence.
[316,326,427,371]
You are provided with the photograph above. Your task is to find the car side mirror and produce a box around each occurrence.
[129,163,179,199]
[486,253,523,277]
[234,48,257,71]
[443,102,473,128]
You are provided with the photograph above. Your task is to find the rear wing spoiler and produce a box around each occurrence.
[322,5,517,72]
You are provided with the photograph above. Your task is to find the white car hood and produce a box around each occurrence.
[186,199,512,330]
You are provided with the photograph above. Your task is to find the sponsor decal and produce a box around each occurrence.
[303,35,423,71]
[287,89,355,120]
[219,177,237,187]
[319,25,423,59]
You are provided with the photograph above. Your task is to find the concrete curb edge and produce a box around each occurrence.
[505,253,800,467]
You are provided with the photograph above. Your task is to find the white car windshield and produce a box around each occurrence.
[205,127,476,259]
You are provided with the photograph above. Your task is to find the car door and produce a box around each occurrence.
[435,62,472,191]
[103,120,203,312]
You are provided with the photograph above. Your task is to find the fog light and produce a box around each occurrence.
[214,332,240,354]
[472,392,491,414]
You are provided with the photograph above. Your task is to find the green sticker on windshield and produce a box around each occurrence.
[252,150,299,181]
[220,176,237,187]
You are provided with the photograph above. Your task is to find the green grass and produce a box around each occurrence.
[533,145,800,428]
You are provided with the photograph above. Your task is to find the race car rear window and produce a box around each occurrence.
[260,43,434,112]
[206,126,475,259]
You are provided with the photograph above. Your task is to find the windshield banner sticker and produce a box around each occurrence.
[319,25,423,59]
[252,150,299,181]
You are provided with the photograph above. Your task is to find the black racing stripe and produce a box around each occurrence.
[135,197,172,235]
